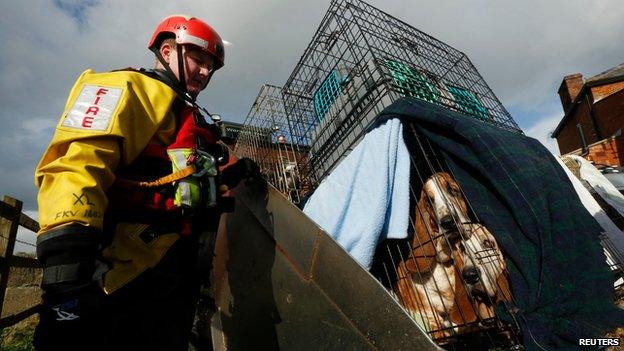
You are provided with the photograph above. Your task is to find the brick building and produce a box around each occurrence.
[552,63,624,165]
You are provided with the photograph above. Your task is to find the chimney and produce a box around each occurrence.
[558,73,584,114]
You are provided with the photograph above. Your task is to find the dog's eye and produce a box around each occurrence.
[448,185,461,195]
[483,239,494,249]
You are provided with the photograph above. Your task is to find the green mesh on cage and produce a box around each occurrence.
[446,85,489,120]
[313,70,343,122]
[384,60,438,103]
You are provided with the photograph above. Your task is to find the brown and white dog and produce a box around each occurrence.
[450,223,512,328]
[394,172,511,339]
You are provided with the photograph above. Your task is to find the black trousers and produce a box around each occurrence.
[110,237,200,350]
[34,237,201,351]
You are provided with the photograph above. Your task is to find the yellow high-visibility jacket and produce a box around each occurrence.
[36,69,182,293]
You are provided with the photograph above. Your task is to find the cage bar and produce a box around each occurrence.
[281,0,520,192]
[367,121,523,348]
[234,84,309,203]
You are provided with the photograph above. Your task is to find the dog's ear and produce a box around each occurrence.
[404,253,419,273]
[442,172,471,223]
[425,194,438,233]
[406,237,435,273]
[395,263,422,313]
[404,254,418,273]
[449,267,478,324]
[495,271,513,303]
[409,196,437,274]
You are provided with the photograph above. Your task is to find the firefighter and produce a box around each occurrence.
[33,15,256,351]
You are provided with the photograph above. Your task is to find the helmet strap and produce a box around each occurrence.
[149,45,195,102]
[202,71,214,90]
[176,45,187,96]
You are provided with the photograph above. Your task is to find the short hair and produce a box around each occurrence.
[161,37,177,50]
[154,37,208,66]
[154,37,177,66]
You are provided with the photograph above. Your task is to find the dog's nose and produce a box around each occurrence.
[462,266,480,284]
[440,215,455,231]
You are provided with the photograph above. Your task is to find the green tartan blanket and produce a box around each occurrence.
[378,97,624,350]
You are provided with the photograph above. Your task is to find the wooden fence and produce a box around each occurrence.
[0,196,41,329]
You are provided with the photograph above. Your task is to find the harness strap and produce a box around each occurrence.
[115,165,196,189]
[176,45,186,96]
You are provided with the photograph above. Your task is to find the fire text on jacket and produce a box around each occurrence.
[62,85,122,131]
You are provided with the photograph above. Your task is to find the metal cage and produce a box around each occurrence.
[231,1,623,348]
[234,88,527,347]
[233,2,528,343]
[234,85,309,203]
[281,0,521,192]
[366,122,523,348]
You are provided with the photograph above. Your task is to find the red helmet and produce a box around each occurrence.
[148,15,224,70]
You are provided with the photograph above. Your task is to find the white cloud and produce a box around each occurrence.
[523,112,562,155]
[392,0,624,108]
[1,0,623,213]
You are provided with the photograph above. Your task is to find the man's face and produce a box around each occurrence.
[161,43,215,97]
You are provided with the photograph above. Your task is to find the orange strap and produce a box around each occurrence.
[115,165,196,189]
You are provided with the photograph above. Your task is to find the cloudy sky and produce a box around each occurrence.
[1,0,623,251]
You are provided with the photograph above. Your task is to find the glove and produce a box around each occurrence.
[33,225,108,351]
[221,157,264,189]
